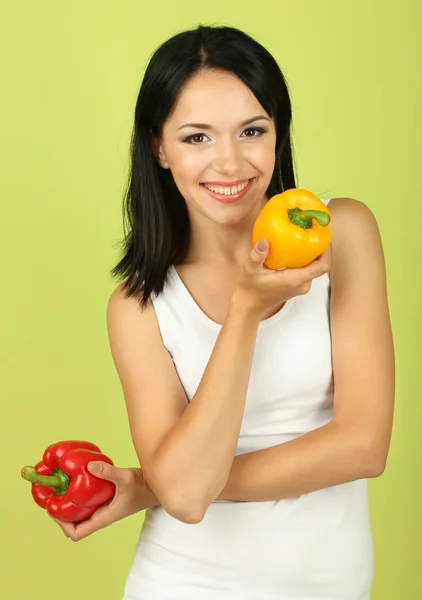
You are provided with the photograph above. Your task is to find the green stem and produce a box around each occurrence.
[21,465,70,495]
[288,208,331,230]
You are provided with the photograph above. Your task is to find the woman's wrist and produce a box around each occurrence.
[133,468,160,510]
[229,289,263,325]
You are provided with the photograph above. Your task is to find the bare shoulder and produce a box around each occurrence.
[107,283,157,350]
[327,197,385,282]
[327,195,389,309]
[328,196,382,246]
[107,281,152,321]
[106,282,164,383]
[106,283,159,389]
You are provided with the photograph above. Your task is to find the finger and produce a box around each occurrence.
[316,244,332,264]
[300,247,332,279]
[61,524,75,538]
[250,238,269,265]
[68,504,115,542]
[87,461,120,483]
[49,502,116,542]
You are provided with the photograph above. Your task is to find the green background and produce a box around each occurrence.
[1,1,421,598]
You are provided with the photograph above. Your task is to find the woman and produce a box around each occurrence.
[53,25,395,599]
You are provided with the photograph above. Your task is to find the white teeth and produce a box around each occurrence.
[204,180,250,195]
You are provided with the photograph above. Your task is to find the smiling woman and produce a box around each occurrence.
[51,24,394,600]
[110,27,295,305]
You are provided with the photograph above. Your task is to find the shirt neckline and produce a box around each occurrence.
[168,264,296,331]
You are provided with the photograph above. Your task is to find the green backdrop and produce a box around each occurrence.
[1,1,421,598]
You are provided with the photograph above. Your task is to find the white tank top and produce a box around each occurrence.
[123,198,374,600]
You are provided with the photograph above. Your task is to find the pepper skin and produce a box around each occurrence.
[21,440,116,523]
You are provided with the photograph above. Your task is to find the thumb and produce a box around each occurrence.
[87,461,118,482]
[251,238,269,262]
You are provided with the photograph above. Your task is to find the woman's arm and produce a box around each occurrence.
[107,286,261,524]
[219,198,395,501]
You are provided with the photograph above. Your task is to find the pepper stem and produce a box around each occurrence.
[21,465,70,495]
[288,208,331,230]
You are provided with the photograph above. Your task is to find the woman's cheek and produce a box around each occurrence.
[254,144,275,171]
[173,150,208,178]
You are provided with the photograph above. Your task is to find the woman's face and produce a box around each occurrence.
[154,69,277,228]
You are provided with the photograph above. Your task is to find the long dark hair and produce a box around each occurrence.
[110,24,297,307]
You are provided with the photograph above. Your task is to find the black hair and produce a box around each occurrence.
[110,24,297,307]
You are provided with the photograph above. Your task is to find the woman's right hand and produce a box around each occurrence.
[234,238,331,317]
[50,462,159,542]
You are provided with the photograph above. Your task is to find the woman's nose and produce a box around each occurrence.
[212,140,242,175]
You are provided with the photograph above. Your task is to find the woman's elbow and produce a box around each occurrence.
[162,493,207,524]
[367,450,388,478]
[363,436,389,478]
[151,458,220,523]
[150,452,222,524]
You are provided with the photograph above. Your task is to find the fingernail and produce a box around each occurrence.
[256,239,268,252]
[88,462,101,474]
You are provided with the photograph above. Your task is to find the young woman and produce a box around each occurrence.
[53,25,395,600]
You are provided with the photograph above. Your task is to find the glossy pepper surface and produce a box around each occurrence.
[21,440,115,523]
[252,188,331,269]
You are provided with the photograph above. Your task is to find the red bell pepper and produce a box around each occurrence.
[21,440,116,523]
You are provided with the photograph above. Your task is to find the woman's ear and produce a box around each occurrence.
[150,134,169,169]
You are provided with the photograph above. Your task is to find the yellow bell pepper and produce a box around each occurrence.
[252,188,331,269]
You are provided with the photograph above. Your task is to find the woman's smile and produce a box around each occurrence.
[200,177,256,203]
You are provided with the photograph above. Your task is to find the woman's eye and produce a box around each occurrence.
[242,127,265,137]
[184,133,207,144]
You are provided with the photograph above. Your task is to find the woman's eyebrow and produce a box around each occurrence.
[177,115,270,131]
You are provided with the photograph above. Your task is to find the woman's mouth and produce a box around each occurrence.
[200,178,255,203]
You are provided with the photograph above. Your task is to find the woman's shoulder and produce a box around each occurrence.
[326,197,382,284]
[107,281,156,330]
[327,197,385,284]
[327,196,374,219]
[328,197,379,247]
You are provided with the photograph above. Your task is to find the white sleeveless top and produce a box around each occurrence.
[123,198,374,600]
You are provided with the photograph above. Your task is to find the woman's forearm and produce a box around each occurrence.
[153,292,261,519]
[218,420,380,502]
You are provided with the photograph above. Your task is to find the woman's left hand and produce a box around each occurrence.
[50,462,159,542]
